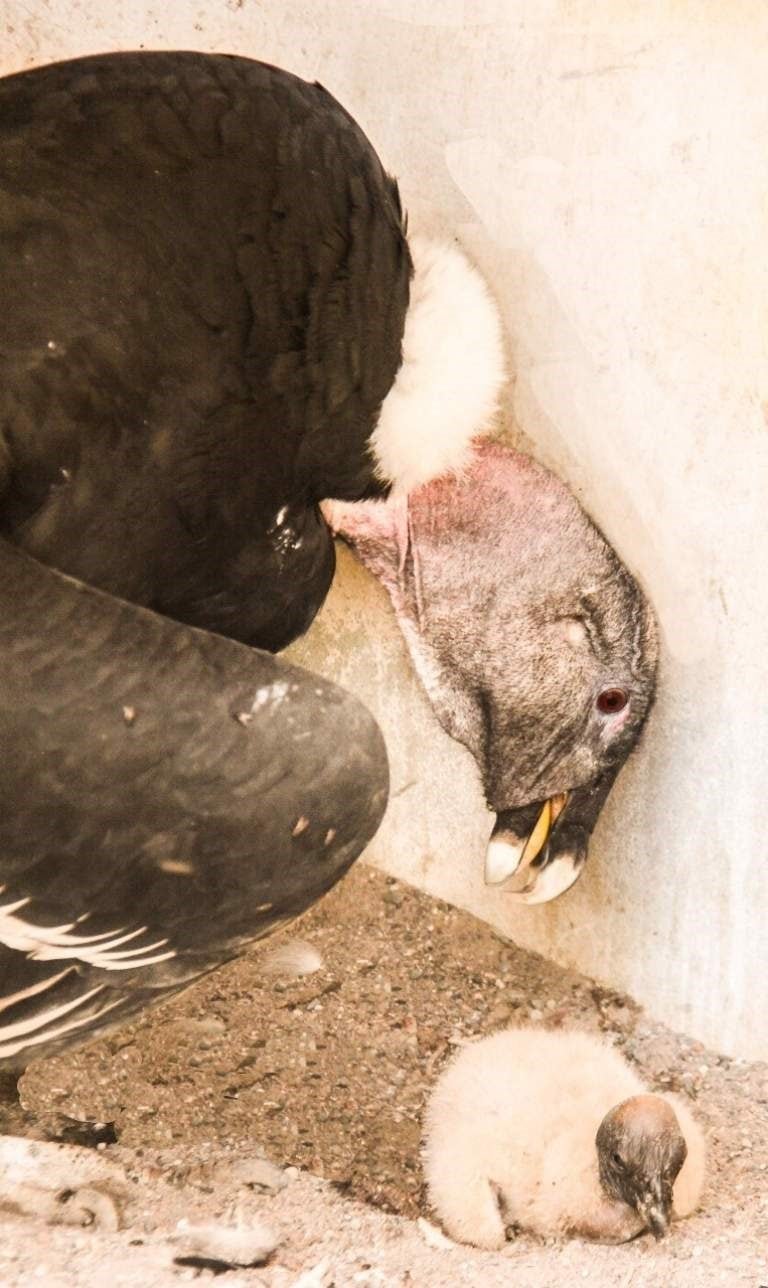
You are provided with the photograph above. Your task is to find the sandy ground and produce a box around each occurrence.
[3,864,766,1287]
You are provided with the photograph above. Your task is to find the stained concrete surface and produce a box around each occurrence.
[3,0,767,1059]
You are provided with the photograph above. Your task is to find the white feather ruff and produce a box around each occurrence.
[369,236,506,495]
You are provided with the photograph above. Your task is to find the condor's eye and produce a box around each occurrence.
[597,688,629,716]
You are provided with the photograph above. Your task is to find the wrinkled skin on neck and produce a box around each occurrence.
[323,439,658,903]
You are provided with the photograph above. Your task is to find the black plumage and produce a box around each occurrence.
[0,51,660,1133]
[0,51,409,650]
[0,51,402,1097]
[0,540,388,1073]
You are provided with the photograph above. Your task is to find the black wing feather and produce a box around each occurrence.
[0,540,388,1066]
[0,51,410,652]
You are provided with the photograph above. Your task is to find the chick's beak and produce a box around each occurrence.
[637,1192,672,1240]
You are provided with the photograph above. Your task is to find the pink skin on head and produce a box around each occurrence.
[323,439,562,637]
[322,438,657,904]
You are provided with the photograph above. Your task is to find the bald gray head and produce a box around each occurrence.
[324,439,658,903]
[596,1095,687,1239]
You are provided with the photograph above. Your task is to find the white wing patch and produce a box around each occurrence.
[0,890,175,970]
[0,984,105,1043]
[0,967,70,1014]
[0,888,177,1060]
[0,988,124,1060]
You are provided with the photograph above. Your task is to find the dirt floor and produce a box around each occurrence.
[3,864,767,1287]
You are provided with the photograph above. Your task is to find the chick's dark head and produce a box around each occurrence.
[596,1094,688,1239]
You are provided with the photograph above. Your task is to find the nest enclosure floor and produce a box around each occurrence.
[3,864,766,1287]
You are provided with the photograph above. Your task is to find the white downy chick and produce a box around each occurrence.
[422,1027,705,1249]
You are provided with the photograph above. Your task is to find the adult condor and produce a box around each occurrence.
[0,51,657,1175]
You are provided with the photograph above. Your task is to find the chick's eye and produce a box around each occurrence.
[612,1151,624,1168]
[597,688,629,716]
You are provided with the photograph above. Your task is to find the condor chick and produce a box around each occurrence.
[422,1027,705,1248]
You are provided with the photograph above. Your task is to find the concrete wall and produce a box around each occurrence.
[6,1,768,1060]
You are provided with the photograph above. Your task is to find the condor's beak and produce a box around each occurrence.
[484,793,584,904]
[484,773,618,904]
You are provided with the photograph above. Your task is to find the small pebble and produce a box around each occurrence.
[217,1155,288,1195]
[172,1218,279,1269]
